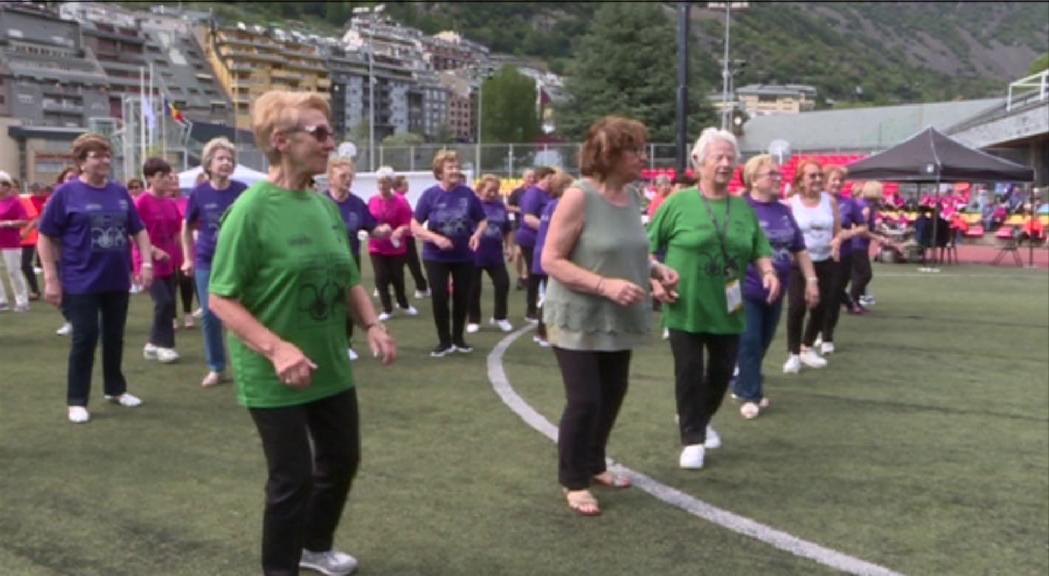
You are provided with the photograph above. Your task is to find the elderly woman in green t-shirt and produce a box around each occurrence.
[648,127,779,471]
[209,90,396,576]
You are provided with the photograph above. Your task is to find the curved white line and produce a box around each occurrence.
[487,326,905,576]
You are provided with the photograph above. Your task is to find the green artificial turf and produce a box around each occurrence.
[0,261,1045,576]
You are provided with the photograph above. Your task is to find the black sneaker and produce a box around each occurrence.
[430,343,455,358]
[453,340,473,353]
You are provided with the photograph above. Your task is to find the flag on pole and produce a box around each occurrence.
[143,92,156,133]
[164,97,186,125]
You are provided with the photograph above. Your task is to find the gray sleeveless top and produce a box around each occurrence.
[543,178,651,351]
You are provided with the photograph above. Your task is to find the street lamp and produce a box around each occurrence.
[709,2,749,130]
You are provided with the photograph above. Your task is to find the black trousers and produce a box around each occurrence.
[370,253,409,313]
[823,252,854,344]
[668,330,739,446]
[148,274,176,348]
[64,290,130,406]
[520,245,540,318]
[468,261,510,323]
[403,238,428,292]
[249,389,361,576]
[424,260,474,347]
[176,268,195,315]
[21,245,39,295]
[850,250,873,303]
[786,259,835,354]
[553,347,631,490]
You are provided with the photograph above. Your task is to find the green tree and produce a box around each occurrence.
[382,132,425,146]
[557,3,715,143]
[481,65,541,144]
[1030,53,1049,75]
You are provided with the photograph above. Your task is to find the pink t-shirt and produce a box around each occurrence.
[368,193,412,256]
[647,193,669,220]
[0,195,29,249]
[133,192,183,277]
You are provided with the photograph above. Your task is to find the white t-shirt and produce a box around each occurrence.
[789,192,835,262]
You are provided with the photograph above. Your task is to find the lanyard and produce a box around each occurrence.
[700,193,737,277]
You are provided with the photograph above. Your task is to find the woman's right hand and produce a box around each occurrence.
[432,234,453,251]
[43,277,62,308]
[181,260,194,276]
[599,277,646,306]
[270,340,318,389]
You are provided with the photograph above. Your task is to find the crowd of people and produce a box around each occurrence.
[0,87,909,574]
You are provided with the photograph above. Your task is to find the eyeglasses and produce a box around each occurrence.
[295,124,335,143]
[87,151,112,160]
[758,171,783,179]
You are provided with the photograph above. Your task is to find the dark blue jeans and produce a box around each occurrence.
[733,297,784,403]
[64,290,130,406]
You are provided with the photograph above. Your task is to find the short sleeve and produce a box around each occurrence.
[413,189,432,223]
[468,191,486,223]
[648,195,673,254]
[208,195,258,299]
[185,189,200,224]
[126,190,145,235]
[37,186,66,238]
[787,210,806,252]
[360,199,378,232]
[323,199,361,290]
[749,204,773,260]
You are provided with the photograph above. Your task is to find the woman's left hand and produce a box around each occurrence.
[654,262,679,293]
[763,273,781,304]
[367,325,397,365]
[468,232,482,252]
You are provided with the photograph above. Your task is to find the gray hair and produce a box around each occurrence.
[201,137,237,177]
[690,127,739,169]
[654,174,671,186]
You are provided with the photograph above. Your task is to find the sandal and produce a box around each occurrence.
[592,471,632,489]
[563,488,601,516]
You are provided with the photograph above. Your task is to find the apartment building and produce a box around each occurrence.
[438,70,476,143]
[736,84,818,116]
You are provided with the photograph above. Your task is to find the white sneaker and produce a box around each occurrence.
[377,311,393,322]
[414,289,431,299]
[373,288,379,298]
[14,303,29,312]
[68,406,90,424]
[820,341,835,355]
[104,393,142,407]
[129,283,142,294]
[192,307,204,319]
[143,343,159,360]
[348,348,358,361]
[704,426,722,449]
[799,349,828,369]
[300,549,359,576]
[679,444,705,469]
[813,335,823,348]
[466,323,480,334]
[400,305,419,316]
[662,327,670,340]
[156,347,180,364]
[493,318,513,332]
[740,402,760,419]
[533,335,551,348]
[783,354,801,374]
[56,322,72,336]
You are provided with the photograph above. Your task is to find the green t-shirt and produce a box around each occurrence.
[648,188,771,335]
[209,181,361,408]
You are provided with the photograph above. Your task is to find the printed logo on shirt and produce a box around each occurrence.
[433,197,471,237]
[89,212,128,252]
[295,259,347,326]
[118,199,128,211]
[287,234,313,247]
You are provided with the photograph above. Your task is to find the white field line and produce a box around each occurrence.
[487,326,905,576]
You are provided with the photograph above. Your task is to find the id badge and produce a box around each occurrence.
[725,278,742,314]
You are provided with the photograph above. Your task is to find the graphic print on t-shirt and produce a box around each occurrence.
[89,211,129,251]
[295,256,348,326]
[433,197,471,237]
[760,213,797,265]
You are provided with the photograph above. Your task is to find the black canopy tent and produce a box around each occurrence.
[845,127,1035,266]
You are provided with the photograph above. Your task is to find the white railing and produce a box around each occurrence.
[1006,69,1048,112]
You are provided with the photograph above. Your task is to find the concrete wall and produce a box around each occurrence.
[0,117,22,179]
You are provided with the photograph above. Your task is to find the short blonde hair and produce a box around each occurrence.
[252,90,331,163]
[201,137,237,177]
[742,154,776,190]
[71,133,112,163]
[548,169,574,199]
[432,149,459,179]
[328,157,355,178]
[860,180,884,201]
[479,173,501,194]
[823,164,847,181]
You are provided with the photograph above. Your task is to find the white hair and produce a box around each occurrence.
[0,170,11,185]
[690,127,739,169]
[375,165,396,181]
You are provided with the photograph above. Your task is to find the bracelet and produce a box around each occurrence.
[364,320,386,332]
[141,262,154,269]
[595,276,605,295]
[805,276,817,283]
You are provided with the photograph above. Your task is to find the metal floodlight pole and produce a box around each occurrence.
[675,2,691,175]
[720,2,732,130]
[368,45,375,172]
[475,77,482,174]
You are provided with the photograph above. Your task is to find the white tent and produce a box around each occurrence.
[178,164,268,191]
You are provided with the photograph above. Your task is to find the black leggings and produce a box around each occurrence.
[520,245,540,318]
[404,238,428,292]
[850,250,873,303]
[823,252,854,344]
[468,261,510,323]
[176,268,194,315]
[786,259,835,354]
[424,260,474,346]
[668,330,739,446]
[148,275,176,348]
[553,347,631,490]
[370,252,409,313]
[21,245,39,295]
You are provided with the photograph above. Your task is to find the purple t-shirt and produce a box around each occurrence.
[414,183,486,263]
[531,198,559,276]
[851,198,875,252]
[38,179,144,295]
[514,185,550,248]
[325,190,376,257]
[474,199,511,267]
[185,179,247,268]
[744,195,805,302]
[836,195,863,257]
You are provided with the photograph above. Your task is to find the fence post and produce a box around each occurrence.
[508,143,514,178]
[410,146,415,171]
[379,145,384,168]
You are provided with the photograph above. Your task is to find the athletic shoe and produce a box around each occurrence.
[414,289,431,299]
[704,426,722,449]
[143,343,159,360]
[33,266,43,275]
[377,311,393,322]
[491,318,513,332]
[373,288,379,298]
[129,283,142,294]
[200,371,224,388]
[662,327,670,340]
[466,323,480,334]
[68,406,90,424]
[453,340,473,353]
[524,314,539,324]
[430,343,455,358]
[860,295,876,306]
[347,348,358,361]
[0,303,9,312]
[847,305,867,315]
[799,349,827,368]
[813,335,823,348]
[183,314,195,328]
[192,307,204,319]
[56,322,72,336]
[821,342,835,355]
[740,402,760,419]
[14,303,29,312]
[155,347,180,364]
[533,335,551,348]
[759,397,771,409]
[679,444,705,469]
[400,305,419,316]
[783,354,801,374]
[299,549,358,576]
[104,393,142,407]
